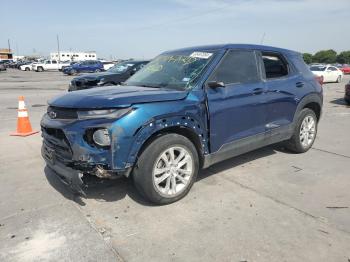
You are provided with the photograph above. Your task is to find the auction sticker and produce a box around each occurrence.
[190,52,213,59]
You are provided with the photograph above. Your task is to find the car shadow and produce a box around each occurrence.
[329,98,349,107]
[45,144,282,206]
[198,145,278,181]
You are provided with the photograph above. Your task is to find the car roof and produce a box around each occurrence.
[120,60,149,64]
[163,43,299,56]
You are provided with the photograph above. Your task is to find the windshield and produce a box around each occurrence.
[125,51,217,90]
[108,62,135,73]
[310,66,326,71]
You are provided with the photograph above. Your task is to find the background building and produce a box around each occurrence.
[50,51,97,61]
[0,49,13,60]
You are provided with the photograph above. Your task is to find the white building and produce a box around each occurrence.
[50,51,97,61]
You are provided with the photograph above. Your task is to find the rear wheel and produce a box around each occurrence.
[25,67,30,71]
[37,66,43,72]
[336,75,342,83]
[133,134,199,205]
[95,69,101,73]
[285,108,317,153]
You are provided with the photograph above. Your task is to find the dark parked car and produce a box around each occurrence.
[0,61,7,71]
[62,60,104,75]
[68,60,149,91]
[345,81,350,105]
[41,44,323,204]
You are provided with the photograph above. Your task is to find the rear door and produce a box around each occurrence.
[259,51,299,133]
[206,49,267,152]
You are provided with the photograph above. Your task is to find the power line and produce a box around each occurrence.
[133,3,236,32]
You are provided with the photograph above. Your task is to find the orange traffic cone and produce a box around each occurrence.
[10,96,39,137]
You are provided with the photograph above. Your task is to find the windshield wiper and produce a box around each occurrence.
[138,84,161,88]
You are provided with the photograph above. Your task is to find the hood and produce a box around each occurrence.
[73,72,115,81]
[49,85,188,108]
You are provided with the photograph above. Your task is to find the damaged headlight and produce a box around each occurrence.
[77,108,132,120]
[93,129,111,146]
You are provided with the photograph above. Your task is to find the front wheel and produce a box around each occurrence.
[133,134,199,205]
[285,108,317,153]
[37,67,43,72]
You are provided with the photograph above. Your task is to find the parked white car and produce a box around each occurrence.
[20,63,35,71]
[32,60,70,72]
[310,65,343,83]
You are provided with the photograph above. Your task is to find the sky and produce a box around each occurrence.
[2,0,350,59]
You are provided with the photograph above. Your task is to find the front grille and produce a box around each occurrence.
[74,79,99,88]
[41,126,73,163]
[47,106,78,120]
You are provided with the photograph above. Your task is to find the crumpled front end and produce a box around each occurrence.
[41,108,131,196]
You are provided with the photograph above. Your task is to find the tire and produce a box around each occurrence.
[345,98,350,105]
[70,69,77,75]
[285,108,317,153]
[133,133,199,205]
[25,67,30,71]
[95,69,101,73]
[37,67,43,72]
[336,75,342,83]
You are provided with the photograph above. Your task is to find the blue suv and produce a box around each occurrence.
[41,44,323,204]
[62,60,104,75]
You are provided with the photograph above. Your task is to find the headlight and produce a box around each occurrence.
[93,129,110,146]
[77,108,132,120]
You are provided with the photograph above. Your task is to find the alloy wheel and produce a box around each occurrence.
[152,146,193,197]
[299,115,316,148]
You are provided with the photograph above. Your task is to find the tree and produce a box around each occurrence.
[303,53,313,64]
[312,49,337,64]
[336,51,350,64]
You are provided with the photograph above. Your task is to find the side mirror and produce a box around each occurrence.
[207,81,225,88]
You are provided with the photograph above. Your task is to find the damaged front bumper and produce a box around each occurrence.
[43,144,86,196]
[41,113,132,196]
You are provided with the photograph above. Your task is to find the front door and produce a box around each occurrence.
[206,49,267,153]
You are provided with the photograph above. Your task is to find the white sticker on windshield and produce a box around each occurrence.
[190,52,213,59]
[182,77,190,82]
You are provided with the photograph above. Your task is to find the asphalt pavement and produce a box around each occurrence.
[0,69,349,262]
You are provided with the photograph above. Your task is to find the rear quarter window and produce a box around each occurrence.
[290,55,314,78]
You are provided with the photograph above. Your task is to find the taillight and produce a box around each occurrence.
[315,75,323,86]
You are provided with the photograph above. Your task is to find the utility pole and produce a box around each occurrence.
[56,34,61,63]
[260,32,266,44]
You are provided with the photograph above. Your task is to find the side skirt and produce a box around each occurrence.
[202,124,294,169]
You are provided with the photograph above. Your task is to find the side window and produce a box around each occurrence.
[328,67,337,71]
[262,52,289,79]
[209,50,260,85]
[52,60,57,64]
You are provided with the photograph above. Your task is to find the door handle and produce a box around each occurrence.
[252,88,264,95]
[296,82,304,88]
